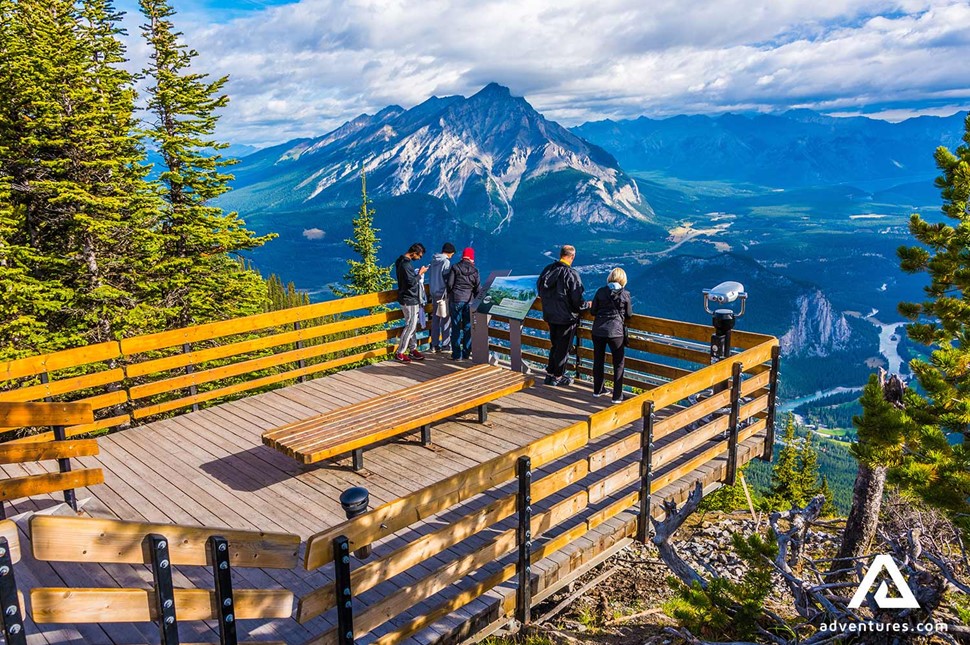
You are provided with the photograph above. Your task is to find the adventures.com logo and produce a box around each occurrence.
[820,555,948,636]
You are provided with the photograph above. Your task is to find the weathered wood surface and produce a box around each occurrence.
[0,402,94,429]
[2,352,773,644]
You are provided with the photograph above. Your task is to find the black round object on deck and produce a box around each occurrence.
[339,486,369,518]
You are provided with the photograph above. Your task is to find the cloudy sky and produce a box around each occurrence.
[115,0,970,147]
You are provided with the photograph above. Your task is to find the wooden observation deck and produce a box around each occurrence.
[0,289,779,645]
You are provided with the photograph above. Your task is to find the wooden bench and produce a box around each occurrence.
[29,515,300,644]
[262,364,534,470]
[0,402,103,518]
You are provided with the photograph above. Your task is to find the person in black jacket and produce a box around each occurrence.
[537,245,587,386]
[394,242,428,363]
[590,268,633,403]
[447,247,482,360]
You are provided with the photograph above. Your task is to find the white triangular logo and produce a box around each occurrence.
[848,554,920,609]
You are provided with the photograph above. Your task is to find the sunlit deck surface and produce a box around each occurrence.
[3,354,766,644]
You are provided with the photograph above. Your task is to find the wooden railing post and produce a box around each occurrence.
[182,343,200,412]
[147,533,180,645]
[334,535,355,645]
[294,321,308,383]
[762,345,781,462]
[515,455,532,625]
[0,537,26,645]
[208,536,237,645]
[725,362,743,485]
[637,401,655,543]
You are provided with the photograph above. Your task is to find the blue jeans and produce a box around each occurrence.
[451,301,472,359]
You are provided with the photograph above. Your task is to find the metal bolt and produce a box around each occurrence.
[160,559,170,569]
[165,616,175,625]
[0,547,6,557]
[157,541,167,550]
[342,555,350,564]
[346,631,353,640]
[345,601,352,608]
[9,624,21,634]
[5,605,16,616]
[226,614,234,623]
[526,541,532,549]
[343,587,351,596]
[525,496,531,504]
[525,470,531,478]
[0,566,9,576]
[525,530,531,539]
[525,566,532,574]
[219,561,229,570]
[341,542,349,551]
[223,598,232,607]
[526,505,532,514]
[163,599,173,610]
[218,543,227,552]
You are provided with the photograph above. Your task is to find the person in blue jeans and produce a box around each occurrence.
[446,247,482,360]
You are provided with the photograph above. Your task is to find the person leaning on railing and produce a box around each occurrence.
[590,267,632,404]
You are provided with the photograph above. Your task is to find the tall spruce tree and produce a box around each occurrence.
[770,413,804,507]
[894,112,970,521]
[139,0,273,327]
[797,429,820,500]
[333,169,393,298]
[0,0,161,351]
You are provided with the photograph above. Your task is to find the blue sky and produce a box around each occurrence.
[116,0,970,147]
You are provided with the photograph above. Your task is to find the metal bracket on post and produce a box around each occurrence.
[0,537,26,645]
[333,536,355,645]
[182,343,200,412]
[762,345,781,462]
[351,449,364,472]
[637,402,655,543]
[420,424,431,446]
[51,424,77,512]
[478,403,488,424]
[294,321,308,383]
[471,312,492,365]
[208,536,237,645]
[515,456,532,625]
[147,533,179,645]
[726,362,743,485]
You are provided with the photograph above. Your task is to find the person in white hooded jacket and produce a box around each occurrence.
[427,243,455,353]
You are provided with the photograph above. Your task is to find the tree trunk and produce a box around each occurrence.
[828,462,887,579]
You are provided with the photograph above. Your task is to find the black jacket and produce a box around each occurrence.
[447,259,481,304]
[395,254,421,305]
[590,286,632,338]
[537,260,585,325]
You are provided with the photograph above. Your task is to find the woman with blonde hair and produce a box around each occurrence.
[590,267,633,403]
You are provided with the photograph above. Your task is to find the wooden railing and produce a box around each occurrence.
[0,289,781,644]
[0,290,406,442]
[294,322,779,645]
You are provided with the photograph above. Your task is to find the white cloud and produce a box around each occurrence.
[302,228,326,240]
[115,0,970,145]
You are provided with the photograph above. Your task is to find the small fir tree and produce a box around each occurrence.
[819,475,836,517]
[333,169,393,298]
[797,429,820,500]
[770,414,804,507]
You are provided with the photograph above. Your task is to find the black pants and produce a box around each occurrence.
[546,322,577,378]
[593,335,626,399]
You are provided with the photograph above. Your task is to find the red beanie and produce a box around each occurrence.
[462,247,475,261]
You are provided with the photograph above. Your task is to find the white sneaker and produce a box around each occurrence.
[593,390,608,397]
[611,396,624,404]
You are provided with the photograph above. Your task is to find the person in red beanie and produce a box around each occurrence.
[446,247,482,360]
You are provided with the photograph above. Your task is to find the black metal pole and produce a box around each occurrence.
[208,536,237,645]
[182,343,199,412]
[515,455,532,625]
[51,424,77,512]
[726,362,743,485]
[762,345,781,462]
[334,536,355,645]
[0,537,26,645]
[148,534,180,645]
[294,321,308,383]
[637,401,655,543]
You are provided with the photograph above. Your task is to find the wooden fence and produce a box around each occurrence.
[0,288,780,644]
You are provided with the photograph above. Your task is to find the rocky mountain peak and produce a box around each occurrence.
[780,290,853,357]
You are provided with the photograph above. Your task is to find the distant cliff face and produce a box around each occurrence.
[223,83,654,235]
[780,290,853,357]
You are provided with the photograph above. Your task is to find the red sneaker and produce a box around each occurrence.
[395,352,412,363]
[409,349,425,361]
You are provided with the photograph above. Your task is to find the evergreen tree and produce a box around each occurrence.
[770,414,803,507]
[139,0,273,327]
[0,0,162,351]
[893,112,970,521]
[818,475,836,517]
[265,273,310,311]
[797,429,820,500]
[333,169,393,298]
